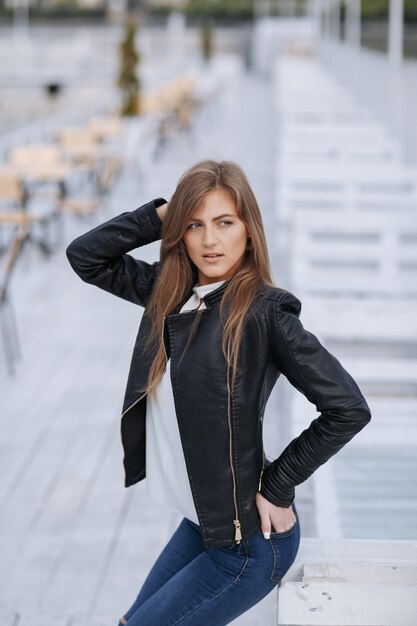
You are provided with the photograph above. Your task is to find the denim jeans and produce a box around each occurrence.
[119,502,300,625]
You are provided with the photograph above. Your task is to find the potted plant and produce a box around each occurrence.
[117,19,141,116]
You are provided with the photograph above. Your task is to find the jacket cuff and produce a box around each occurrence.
[259,463,295,508]
[137,197,166,233]
[149,197,167,225]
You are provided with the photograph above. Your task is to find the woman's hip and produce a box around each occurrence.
[206,501,301,586]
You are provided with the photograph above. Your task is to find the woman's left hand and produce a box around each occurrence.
[255,491,297,539]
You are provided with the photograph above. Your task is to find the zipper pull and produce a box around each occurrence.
[233,519,242,543]
[258,469,264,491]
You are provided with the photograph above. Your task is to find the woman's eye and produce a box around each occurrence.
[187,220,233,230]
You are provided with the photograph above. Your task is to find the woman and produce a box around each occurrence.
[66,159,371,625]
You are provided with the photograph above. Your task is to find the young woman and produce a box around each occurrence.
[66,159,371,625]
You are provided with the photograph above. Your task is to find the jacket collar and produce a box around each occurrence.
[193,279,226,301]
[203,278,230,306]
[202,277,231,306]
[169,275,233,315]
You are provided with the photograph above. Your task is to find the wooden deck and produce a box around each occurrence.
[0,59,314,625]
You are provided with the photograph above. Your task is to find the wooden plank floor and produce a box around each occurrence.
[0,59,315,625]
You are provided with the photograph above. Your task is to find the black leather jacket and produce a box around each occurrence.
[66,198,371,550]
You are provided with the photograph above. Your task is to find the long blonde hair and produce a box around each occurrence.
[142,159,276,400]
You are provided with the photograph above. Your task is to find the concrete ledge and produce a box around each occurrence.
[278,537,417,625]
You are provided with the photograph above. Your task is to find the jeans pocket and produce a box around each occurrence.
[268,518,300,583]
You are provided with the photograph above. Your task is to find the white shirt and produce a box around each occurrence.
[146,279,226,524]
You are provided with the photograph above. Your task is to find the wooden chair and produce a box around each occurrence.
[57,127,123,196]
[8,143,69,212]
[0,172,43,375]
[7,145,102,246]
[0,167,27,203]
[138,75,199,146]
[0,216,43,376]
[57,128,100,170]
[0,165,56,255]
[87,115,123,141]
[9,145,63,169]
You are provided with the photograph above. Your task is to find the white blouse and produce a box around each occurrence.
[145,279,226,524]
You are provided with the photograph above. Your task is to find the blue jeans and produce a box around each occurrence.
[120,502,300,625]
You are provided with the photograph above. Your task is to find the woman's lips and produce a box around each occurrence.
[202,254,224,263]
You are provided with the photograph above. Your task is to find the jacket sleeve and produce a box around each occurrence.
[260,290,372,508]
[65,197,167,307]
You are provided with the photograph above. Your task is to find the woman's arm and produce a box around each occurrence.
[66,197,168,307]
[261,290,372,508]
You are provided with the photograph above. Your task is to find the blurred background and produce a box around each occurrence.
[1,1,417,624]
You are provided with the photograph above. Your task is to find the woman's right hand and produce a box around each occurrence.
[156,201,169,223]
[255,491,297,539]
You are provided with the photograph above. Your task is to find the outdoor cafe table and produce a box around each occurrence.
[6,163,72,254]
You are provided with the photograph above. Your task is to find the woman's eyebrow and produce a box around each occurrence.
[189,213,236,222]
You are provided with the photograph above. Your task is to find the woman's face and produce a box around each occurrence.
[183,188,249,286]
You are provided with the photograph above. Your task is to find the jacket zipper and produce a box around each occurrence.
[226,337,242,544]
[121,315,168,421]
[258,413,264,491]
[122,317,243,545]
[258,468,264,491]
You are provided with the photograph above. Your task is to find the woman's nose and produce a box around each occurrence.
[202,228,218,245]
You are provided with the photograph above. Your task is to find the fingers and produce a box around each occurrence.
[255,492,271,539]
[285,514,297,531]
[263,512,297,539]
[256,503,272,539]
[262,510,297,539]
[255,492,297,540]
[261,519,271,540]
[272,513,297,534]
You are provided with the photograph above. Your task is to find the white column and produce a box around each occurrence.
[288,0,296,16]
[167,10,186,69]
[107,0,127,22]
[253,0,264,19]
[13,0,30,38]
[387,0,404,157]
[316,0,324,41]
[323,0,331,39]
[345,0,361,48]
[388,0,404,68]
[309,0,322,32]
[331,0,342,41]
